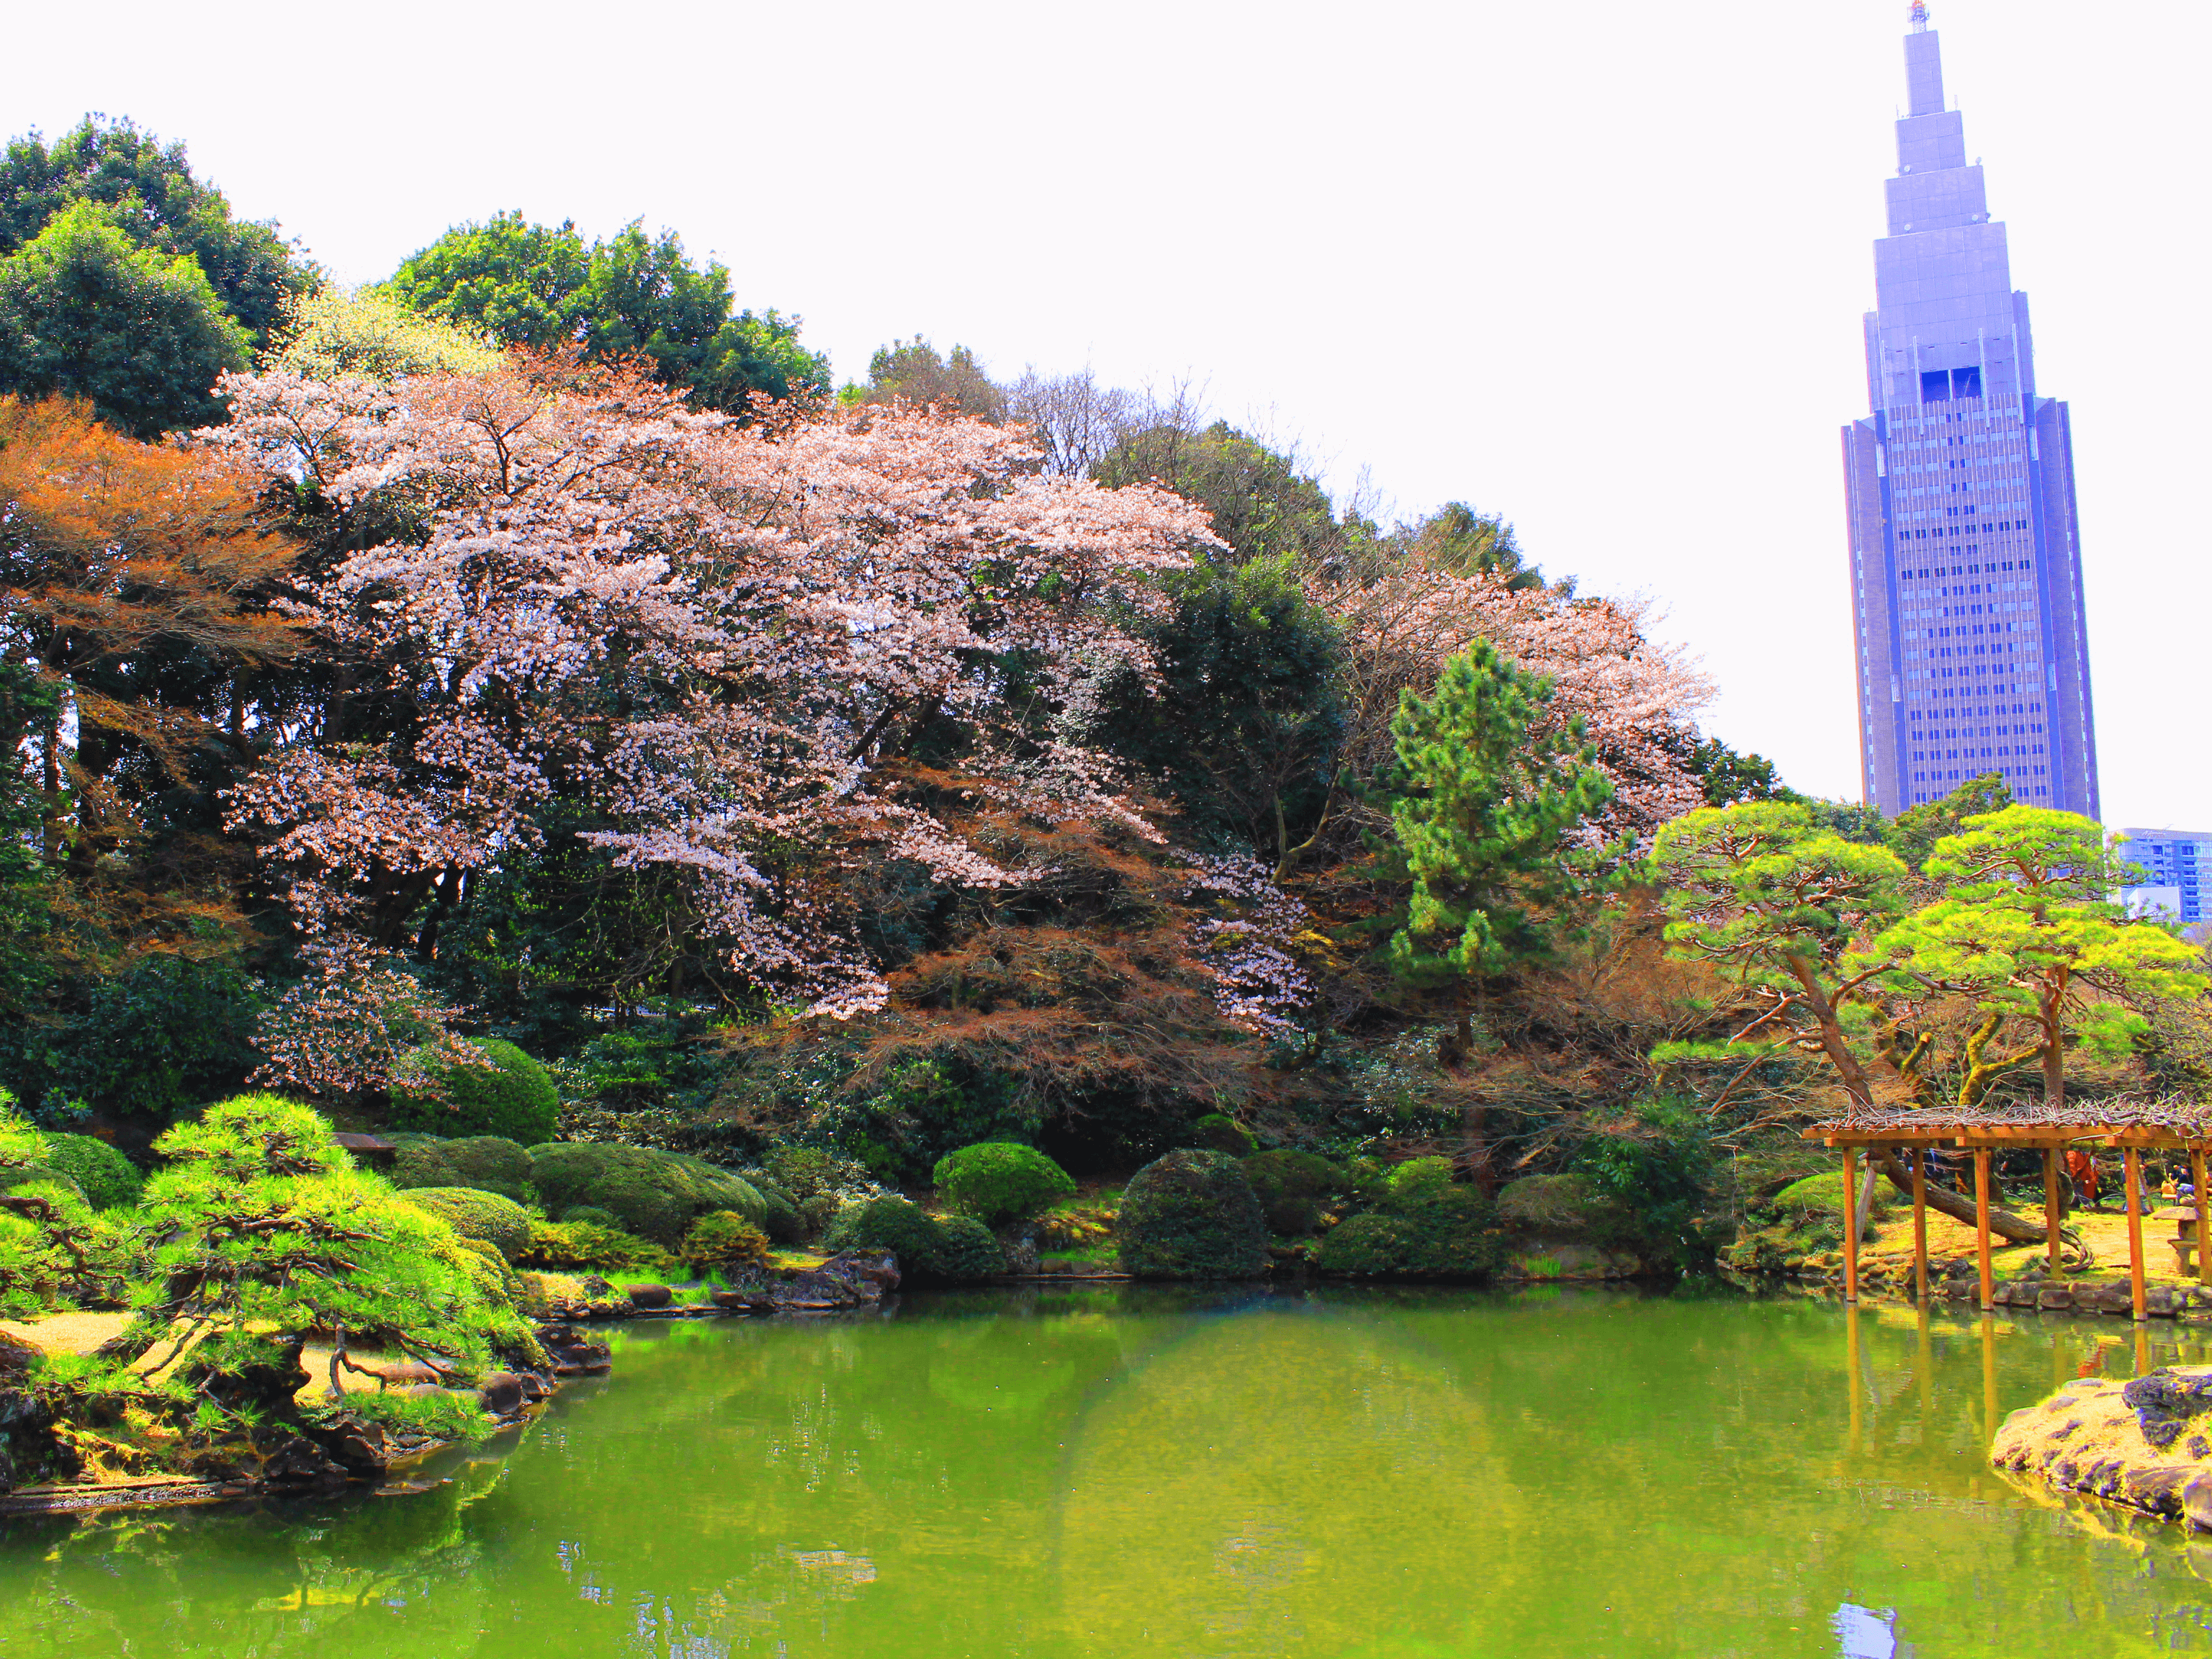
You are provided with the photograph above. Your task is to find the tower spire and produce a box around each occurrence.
[1910,1,1929,32]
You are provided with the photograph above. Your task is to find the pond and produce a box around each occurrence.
[6,1284,2212,1657]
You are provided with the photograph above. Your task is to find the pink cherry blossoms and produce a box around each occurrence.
[206,358,1218,1017]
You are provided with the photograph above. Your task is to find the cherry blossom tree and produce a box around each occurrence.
[204,357,1217,1017]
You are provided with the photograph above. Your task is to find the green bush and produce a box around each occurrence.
[560,1205,619,1228]
[1570,1097,1719,1268]
[1316,1182,1503,1279]
[932,1142,1075,1225]
[399,1187,533,1263]
[449,1233,523,1301]
[680,1210,773,1274]
[27,1135,139,1209]
[527,1142,766,1244]
[387,1134,536,1203]
[1116,1149,1267,1280]
[819,1196,1001,1283]
[1496,1174,1625,1235]
[388,1038,560,1145]
[751,1182,804,1244]
[1185,1114,1257,1157]
[516,1219,675,1277]
[1385,1156,1455,1201]
[1243,1149,1336,1235]
[1771,1172,1896,1223]
[932,1215,1006,1280]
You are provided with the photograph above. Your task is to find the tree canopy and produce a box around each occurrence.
[382,212,828,410]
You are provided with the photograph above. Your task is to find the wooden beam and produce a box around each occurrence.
[2196,1148,2209,1290]
[1842,1146,1861,1305]
[2126,1146,2148,1323]
[1912,1148,1929,1302]
[1974,1148,1995,1313]
[2044,1149,2062,1275]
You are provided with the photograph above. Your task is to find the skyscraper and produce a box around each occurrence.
[1841,3,2100,817]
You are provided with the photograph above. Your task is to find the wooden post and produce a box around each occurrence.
[1974,1148,1995,1312]
[1842,1145,1861,1304]
[1982,1313,2000,1441]
[2044,1148,2062,1274]
[1912,1148,1930,1302]
[2126,1146,2147,1323]
[2196,1148,2209,1290]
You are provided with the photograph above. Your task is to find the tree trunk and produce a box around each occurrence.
[1853,1163,1882,1244]
[1874,1148,2047,1244]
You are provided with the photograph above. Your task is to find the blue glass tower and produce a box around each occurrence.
[1842,3,2100,817]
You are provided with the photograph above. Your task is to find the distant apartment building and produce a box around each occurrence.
[1840,4,2100,818]
[2118,830,2212,925]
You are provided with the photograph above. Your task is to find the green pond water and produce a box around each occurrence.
[6,1284,2212,1658]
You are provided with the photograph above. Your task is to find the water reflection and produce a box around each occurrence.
[6,1285,2212,1656]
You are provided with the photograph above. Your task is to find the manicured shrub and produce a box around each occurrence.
[680,1210,773,1274]
[400,1187,534,1263]
[1243,1149,1336,1235]
[932,1142,1075,1225]
[819,1196,1001,1282]
[822,1195,943,1267]
[516,1218,675,1277]
[448,1233,523,1300]
[1185,1114,1256,1157]
[387,1134,536,1203]
[35,1135,143,1211]
[388,1038,560,1145]
[932,1215,1007,1280]
[1385,1156,1455,1201]
[1772,1172,1896,1223]
[1116,1149,1267,1280]
[526,1142,766,1244]
[751,1182,804,1244]
[755,1146,878,1241]
[560,1205,619,1228]
[1315,1182,1503,1280]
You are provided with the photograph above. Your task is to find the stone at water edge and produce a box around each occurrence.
[626,1284,673,1310]
[1992,1364,2212,1527]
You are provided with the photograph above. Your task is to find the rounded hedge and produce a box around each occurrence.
[37,1134,143,1210]
[527,1141,766,1244]
[388,1038,560,1145]
[1243,1149,1336,1236]
[560,1205,619,1228]
[1116,1149,1267,1280]
[680,1210,773,1274]
[1185,1114,1257,1158]
[400,1186,534,1263]
[820,1196,1002,1282]
[1316,1184,1503,1280]
[389,1134,536,1203]
[933,1215,1007,1280]
[1773,1172,1896,1222]
[932,1142,1075,1225]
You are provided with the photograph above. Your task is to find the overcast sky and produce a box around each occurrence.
[13,0,2206,825]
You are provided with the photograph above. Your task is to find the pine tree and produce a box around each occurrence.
[1383,640,1614,1062]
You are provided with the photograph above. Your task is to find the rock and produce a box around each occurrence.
[2149,1285,2185,1318]
[817,1251,900,1293]
[2038,1286,2077,1312]
[2089,1283,2138,1315]
[1990,1282,2018,1307]
[2185,1471,2212,1531]
[0,1328,39,1383]
[626,1283,673,1310]
[535,1323,611,1375]
[477,1372,527,1415]
[367,1359,445,1388]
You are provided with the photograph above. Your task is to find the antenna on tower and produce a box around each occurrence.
[1910,1,1930,30]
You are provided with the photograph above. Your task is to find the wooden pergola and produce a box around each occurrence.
[1803,1102,2212,1322]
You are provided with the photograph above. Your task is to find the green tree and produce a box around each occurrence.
[1871,806,2197,1113]
[1094,419,1338,566]
[383,212,827,411]
[0,202,251,436]
[0,117,313,350]
[1087,554,1347,865]
[1651,801,1910,1110]
[1383,641,1614,1056]
[859,336,1006,419]
[1885,770,2010,871]
[1408,503,1545,589]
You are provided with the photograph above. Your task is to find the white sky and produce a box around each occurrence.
[13,0,2207,824]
